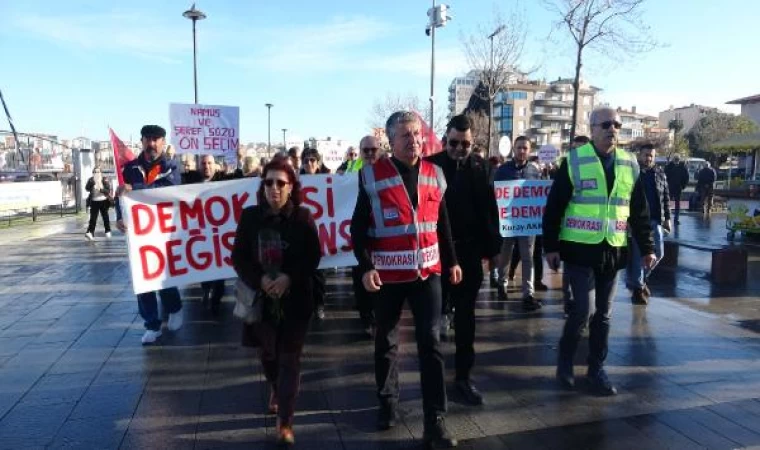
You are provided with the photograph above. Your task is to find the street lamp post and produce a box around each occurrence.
[265,103,273,156]
[426,3,451,129]
[182,3,207,104]
[282,128,287,151]
[488,25,505,157]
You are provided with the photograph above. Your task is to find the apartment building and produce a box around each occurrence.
[658,104,718,134]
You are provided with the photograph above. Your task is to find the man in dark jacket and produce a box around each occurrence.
[427,114,500,405]
[543,107,655,396]
[626,143,670,305]
[664,155,689,224]
[696,162,717,215]
[115,125,183,345]
[493,136,543,311]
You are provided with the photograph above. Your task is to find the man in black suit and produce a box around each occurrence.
[427,114,501,405]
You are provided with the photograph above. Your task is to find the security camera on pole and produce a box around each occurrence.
[426,2,451,128]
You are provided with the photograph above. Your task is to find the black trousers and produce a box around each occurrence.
[559,264,618,373]
[87,200,111,234]
[313,270,326,308]
[351,266,376,326]
[374,276,446,423]
[442,246,483,381]
[201,280,225,306]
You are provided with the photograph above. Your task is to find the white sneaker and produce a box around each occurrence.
[85,232,94,241]
[141,329,162,345]
[167,311,183,331]
[105,232,112,239]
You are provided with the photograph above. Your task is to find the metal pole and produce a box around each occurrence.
[282,128,287,151]
[265,104,273,156]
[489,35,494,156]
[192,19,198,104]
[429,0,436,128]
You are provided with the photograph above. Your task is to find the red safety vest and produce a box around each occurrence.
[361,157,446,283]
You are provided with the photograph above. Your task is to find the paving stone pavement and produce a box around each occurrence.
[0,212,759,449]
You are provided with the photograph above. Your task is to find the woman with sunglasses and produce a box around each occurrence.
[231,158,321,446]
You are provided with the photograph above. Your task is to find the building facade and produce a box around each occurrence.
[658,104,719,134]
[727,94,760,126]
[615,106,659,146]
[493,78,600,148]
[447,71,480,118]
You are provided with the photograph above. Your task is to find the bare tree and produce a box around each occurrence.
[368,92,447,135]
[542,0,659,140]
[466,111,499,150]
[461,6,530,155]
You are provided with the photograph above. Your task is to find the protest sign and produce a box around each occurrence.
[494,180,552,237]
[121,175,358,294]
[169,103,240,160]
[316,140,348,172]
[538,145,560,164]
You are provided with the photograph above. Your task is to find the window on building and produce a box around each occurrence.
[501,118,513,134]
[518,120,525,131]
[531,120,542,128]
[535,92,545,100]
[507,91,528,100]
[535,106,544,114]
[583,96,591,106]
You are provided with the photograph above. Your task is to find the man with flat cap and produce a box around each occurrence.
[116,125,184,345]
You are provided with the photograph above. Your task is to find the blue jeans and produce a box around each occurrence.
[138,287,182,331]
[626,220,664,289]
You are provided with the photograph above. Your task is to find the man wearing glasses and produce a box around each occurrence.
[346,136,383,337]
[426,114,500,406]
[543,107,655,396]
[337,146,359,174]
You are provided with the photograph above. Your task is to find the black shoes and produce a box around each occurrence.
[423,416,458,448]
[631,288,648,305]
[455,380,484,405]
[497,286,508,301]
[588,368,617,396]
[522,295,542,311]
[377,404,397,431]
[535,282,549,291]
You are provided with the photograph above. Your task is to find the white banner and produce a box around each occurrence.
[0,181,63,211]
[169,103,240,158]
[538,145,560,164]
[316,140,348,171]
[121,175,358,294]
[494,180,552,237]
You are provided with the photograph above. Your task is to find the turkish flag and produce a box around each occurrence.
[109,128,135,185]
[414,111,442,157]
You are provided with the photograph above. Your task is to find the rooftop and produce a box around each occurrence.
[727,94,760,105]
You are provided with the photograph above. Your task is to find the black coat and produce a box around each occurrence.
[664,162,689,194]
[426,151,501,259]
[231,202,322,321]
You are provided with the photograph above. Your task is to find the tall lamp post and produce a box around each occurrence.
[265,103,273,156]
[282,128,287,151]
[182,3,207,104]
[426,3,451,128]
[488,25,505,156]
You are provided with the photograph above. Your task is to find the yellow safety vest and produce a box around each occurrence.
[345,159,364,173]
[559,143,639,247]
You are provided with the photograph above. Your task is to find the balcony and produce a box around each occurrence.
[533,98,572,108]
[530,127,552,135]
[533,112,573,122]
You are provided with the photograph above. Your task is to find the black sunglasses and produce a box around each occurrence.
[448,139,472,149]
[595,120,623,130]
[264,179,289,188]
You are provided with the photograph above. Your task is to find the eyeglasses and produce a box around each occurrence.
[448,139,472,149]
[361,147,379,154]
[264,179,289,188]
[304,157,318,163]
[594,121,623,130]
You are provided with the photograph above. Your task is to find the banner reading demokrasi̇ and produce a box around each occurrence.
[121,175,357,294]
[494,180,552,237]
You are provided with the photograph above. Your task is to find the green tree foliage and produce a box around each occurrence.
[686,112,758,153]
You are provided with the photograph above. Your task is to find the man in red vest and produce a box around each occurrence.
[351,111,462,449]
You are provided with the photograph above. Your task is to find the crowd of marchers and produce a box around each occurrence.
[95,105,717,448]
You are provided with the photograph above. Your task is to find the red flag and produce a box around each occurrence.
[414,112,442,157]
[109,128,135,185]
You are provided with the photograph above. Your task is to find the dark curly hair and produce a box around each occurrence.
[257,158,302,206]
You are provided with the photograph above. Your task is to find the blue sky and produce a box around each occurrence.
[1,0,758,145]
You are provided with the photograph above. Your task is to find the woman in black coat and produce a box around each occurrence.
[231,158,321,446]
